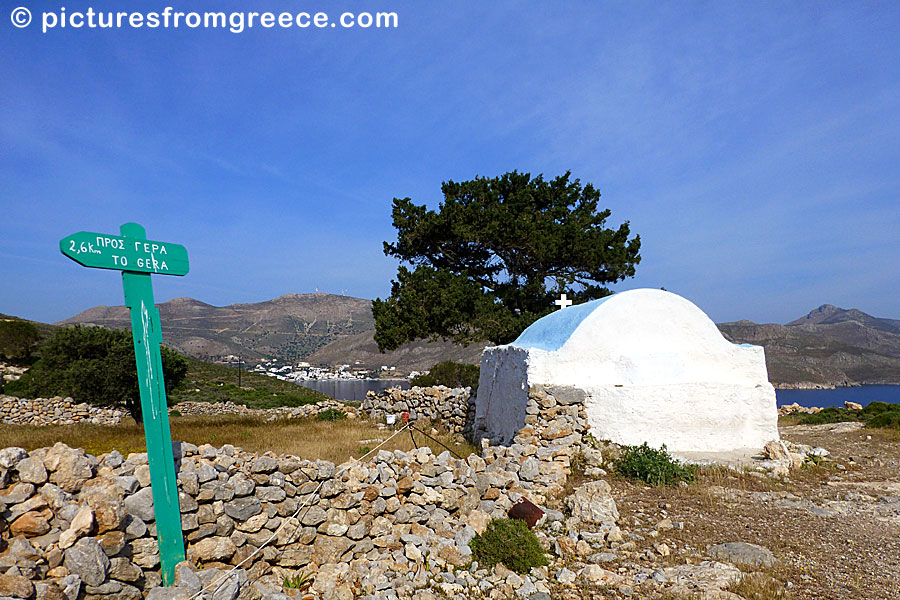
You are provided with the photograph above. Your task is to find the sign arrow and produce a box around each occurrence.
[60,231,189,276]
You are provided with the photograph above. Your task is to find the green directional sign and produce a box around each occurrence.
[60,231,189,276]
[60,223,187,586]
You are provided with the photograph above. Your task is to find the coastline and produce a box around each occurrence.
[773,381,900,390]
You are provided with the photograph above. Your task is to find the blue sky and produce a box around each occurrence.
[2,1,898,325]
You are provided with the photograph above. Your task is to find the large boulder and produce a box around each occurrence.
[566,480,619,525]
[124,487,156,522]
[46,444,94,493]
[189,537,237,563]
[0,573,35,599]
[16,457,48,485]
[81,483,125,533]
[64,537,110,587]
[223,497,261,521]
[59,506,94,549]
[0,447,27,470]
[10,511,51,537]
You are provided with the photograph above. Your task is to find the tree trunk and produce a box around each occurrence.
[128,398,143,424]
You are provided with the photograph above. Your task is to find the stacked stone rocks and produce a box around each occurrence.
[361,387,474,434]
[0,386,601,599]
[171,400,356,421]
[0,396,127,426]
[0,385,765,600]
[0,363,27,384]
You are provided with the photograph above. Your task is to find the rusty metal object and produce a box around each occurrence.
[508,497,544,528]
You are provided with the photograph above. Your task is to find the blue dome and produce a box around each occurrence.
[512,296,613,352]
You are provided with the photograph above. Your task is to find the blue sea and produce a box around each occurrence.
[294,379,409,403]
[776,385,900,409]
[299,381,900,409]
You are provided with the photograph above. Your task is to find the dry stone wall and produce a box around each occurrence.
[0,396,358,427]
[171,400,356,421]
[361,387,474,434]
[0,396,127,427]
[0,385,625,600]
[1,363,27,384]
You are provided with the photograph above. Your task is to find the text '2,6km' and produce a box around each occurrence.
[60,231,189,276]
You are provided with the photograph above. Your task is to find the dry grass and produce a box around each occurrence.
[868,426,900,442]
[0,416,476,464]
[728,572,793,600]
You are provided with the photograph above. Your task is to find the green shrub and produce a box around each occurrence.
[469,518,548,574]
[410,361,480,390]
[792,401,900,430]
[11,325,187,422]
[614,443,697,486]
[0,320,39,361]
[175,382,320,409]
[317,408,347,422]
[792,407,850,425]
[868,410,900,429]
[2,378,29,396]
[863,401,893,415]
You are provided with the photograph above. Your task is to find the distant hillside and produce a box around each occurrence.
[306,331,486,372]
[57,293,374,361]
[785,304,900,334]
[55,295,900,386]
[718,305,900,388]
[0,312,58,341]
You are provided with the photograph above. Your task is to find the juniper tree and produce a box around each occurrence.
[373,171,641,350]
[13,325,187,422]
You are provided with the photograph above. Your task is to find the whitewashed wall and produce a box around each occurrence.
[475,289,779,453]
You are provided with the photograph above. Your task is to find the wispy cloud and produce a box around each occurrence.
[1,1,897,324]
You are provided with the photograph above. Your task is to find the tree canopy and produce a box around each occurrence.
[9,325,187,422]
[373,171,641,350]
[0,320,40,360]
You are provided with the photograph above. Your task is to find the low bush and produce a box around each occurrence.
[176,382,321,410]
[727,572,791,600]
[12,325,187,422]
[316,408,347,422]
[410,361,480,390]
[469,518,548,574]
[614,442,697,486]
[791,401,900,430]
[868,410,900,429]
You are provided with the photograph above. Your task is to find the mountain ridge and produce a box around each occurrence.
[56,293,375,362]
[719,305,900,388]
[785,304,900,335]
[53,295,900,387]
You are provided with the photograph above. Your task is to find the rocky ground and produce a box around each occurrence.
[600,422,900,600]
[1,388,898,600]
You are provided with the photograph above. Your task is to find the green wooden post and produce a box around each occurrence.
[60,222,189,585]
[120,223,186,585]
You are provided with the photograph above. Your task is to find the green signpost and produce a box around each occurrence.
[60,223,188,586]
